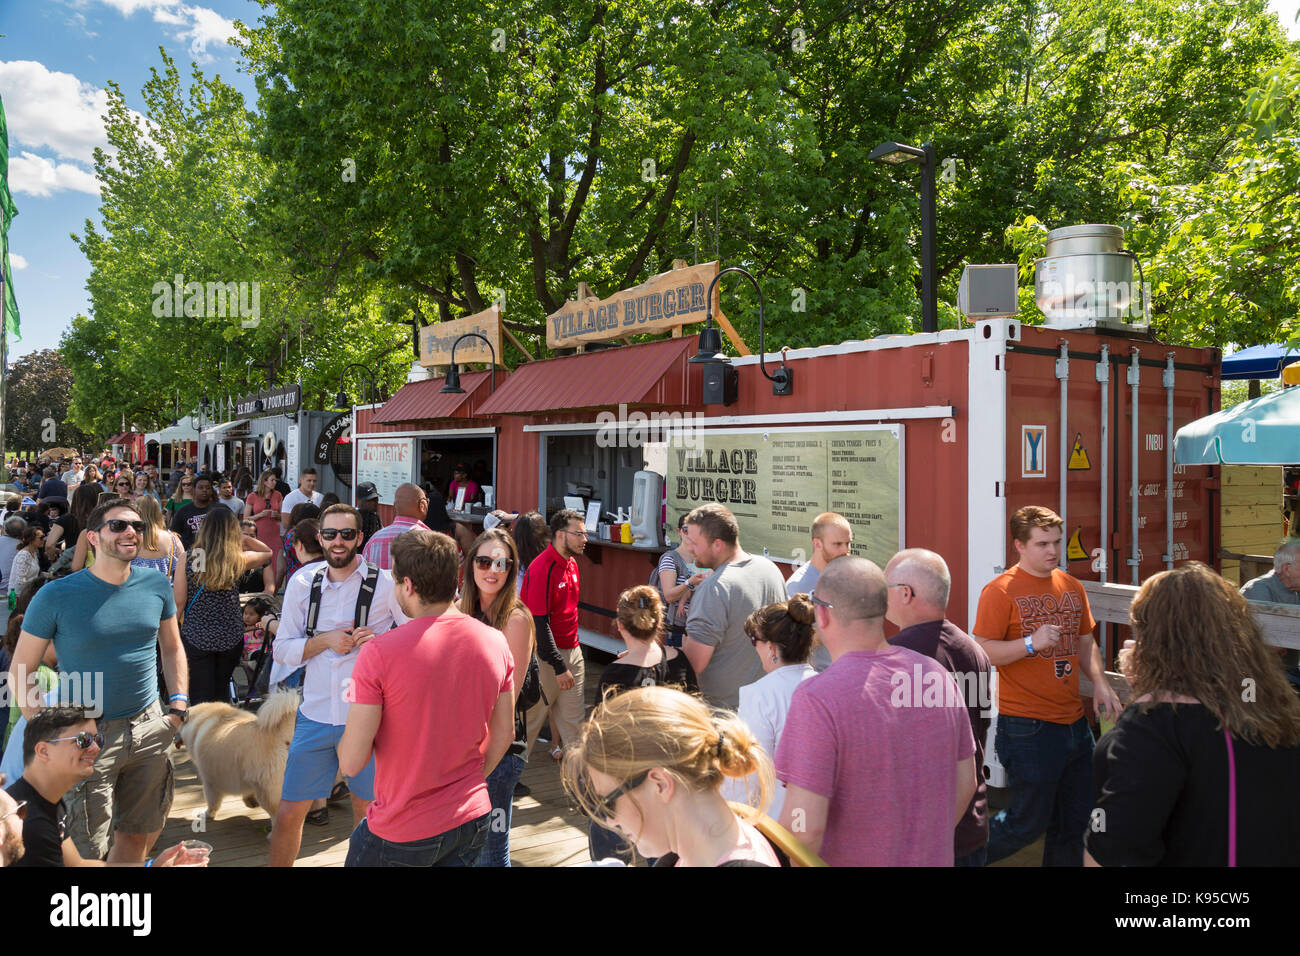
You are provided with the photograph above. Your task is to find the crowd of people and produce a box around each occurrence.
[2,447,1299,868]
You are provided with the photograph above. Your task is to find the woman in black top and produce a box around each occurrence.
[175,507,273,703]
[457,528,537,867]
[599,586,697,698]
[1086,562,1300,866]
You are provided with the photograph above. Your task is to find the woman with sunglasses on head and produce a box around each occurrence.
[243,469,284,579]
[1085,562,1300,867]
[564,685,785,867]
[174,507,273,704]
[720,595,817,819]
[457,528,537,867]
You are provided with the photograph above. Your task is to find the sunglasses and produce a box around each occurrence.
[319,528,359,541]
[589,769,649,824]
[473,555,514,572]
[95,519,147,534]
[115,482,131,489]
[810,591,834,610]
[47,732,104,750]
[0,800,26,824]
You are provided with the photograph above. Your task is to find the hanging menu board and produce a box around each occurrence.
[665,426,903,565]
[356,438,415,505]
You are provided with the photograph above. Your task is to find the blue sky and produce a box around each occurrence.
[1,0,258,360]
[1,0,1298,364]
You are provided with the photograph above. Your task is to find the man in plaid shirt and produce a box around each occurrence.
[361,483,431,570]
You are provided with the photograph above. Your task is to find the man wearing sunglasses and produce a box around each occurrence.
[269,503,407,866]
[4,708,201,867]
[7,500,186,863]
[360,482,429,571]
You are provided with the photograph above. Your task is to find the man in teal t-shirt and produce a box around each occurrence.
[6,499,188,863]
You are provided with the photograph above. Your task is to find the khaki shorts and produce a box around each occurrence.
[64,699,175,860]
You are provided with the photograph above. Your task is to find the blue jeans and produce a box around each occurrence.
[478,752,526,867]
[345,814,488,867]
[987,714,1094,867]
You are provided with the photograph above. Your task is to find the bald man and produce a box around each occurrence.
[885,548,992,866]
[361,483,430,570]
[784,512,853,672]
[775,556,977,866]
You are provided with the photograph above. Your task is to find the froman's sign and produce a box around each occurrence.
[546,261,726,349]
[420,309,504,368]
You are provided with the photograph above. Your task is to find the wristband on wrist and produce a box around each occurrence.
[169,694,189,703]
[145,857,154,868]
[1024,635,1035,655]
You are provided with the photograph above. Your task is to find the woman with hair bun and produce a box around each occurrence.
[598,585,698,699]
[564,685,787,867]
[723,594,818,818]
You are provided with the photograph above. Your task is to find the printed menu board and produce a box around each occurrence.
[355,438,415,505]
[665,426,902,565]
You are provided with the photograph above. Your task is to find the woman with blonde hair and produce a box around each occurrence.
[166,472,194,520]
[1086,562,1300,866]
[243,469,283,576]
[130,494,186,608]
[458,527,537,867]
[175,506,273,703]
[563,685,791,867]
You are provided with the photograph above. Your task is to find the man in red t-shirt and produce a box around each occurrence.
[339,529,514,867]
[521,509,586,757]
[972,505,1121,866]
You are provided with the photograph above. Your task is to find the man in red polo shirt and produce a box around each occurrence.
[521,509,586,756]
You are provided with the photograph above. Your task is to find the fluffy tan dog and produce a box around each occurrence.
[179,689,300,821]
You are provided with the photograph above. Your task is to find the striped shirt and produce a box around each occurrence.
[362,515,431,570]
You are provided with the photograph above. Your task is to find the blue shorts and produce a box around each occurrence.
[281,710,375,802]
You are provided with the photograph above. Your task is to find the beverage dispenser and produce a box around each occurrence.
[629,470,663,547]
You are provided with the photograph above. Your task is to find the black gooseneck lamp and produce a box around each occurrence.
[693,265,793,396]
[440,333,498,394]
[336,363,379,409]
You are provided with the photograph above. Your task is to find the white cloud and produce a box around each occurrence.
[0,60,115,164]
[86,0,238,61]
[8,152,101,198]
[8,254,28,270]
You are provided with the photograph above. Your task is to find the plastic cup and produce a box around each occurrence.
[174,839,212,866]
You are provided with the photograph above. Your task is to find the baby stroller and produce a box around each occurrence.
[230,596,278,712]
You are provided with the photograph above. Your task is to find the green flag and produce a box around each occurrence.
[0,94,20,340]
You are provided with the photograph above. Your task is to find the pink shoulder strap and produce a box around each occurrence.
[1224,729,1237,867]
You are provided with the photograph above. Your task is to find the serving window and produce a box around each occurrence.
[541,432,663,524]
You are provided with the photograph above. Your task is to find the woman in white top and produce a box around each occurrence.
[723,593,818,819]
[9,525,44,598]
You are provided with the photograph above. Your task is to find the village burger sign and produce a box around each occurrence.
[546,260,729,349]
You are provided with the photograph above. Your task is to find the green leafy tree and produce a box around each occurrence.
[4,349,95,454]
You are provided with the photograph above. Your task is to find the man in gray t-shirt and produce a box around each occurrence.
[683,504,787,710]
[1241,540,1300,667]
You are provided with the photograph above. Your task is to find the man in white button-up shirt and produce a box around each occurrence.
[268,504,406,867]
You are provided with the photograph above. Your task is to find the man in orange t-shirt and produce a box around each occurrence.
[973,505,1121,866]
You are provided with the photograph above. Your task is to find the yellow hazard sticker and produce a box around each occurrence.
[1067,526,1088,561]
[1068,433,1091,470]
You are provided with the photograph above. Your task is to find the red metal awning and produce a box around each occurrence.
[107,432,128,444]
[369,370,497,425]
[476,337,699,415]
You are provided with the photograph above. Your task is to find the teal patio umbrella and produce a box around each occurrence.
[1175,386,1300,465]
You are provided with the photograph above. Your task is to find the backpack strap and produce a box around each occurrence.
[737,809,828,868]
[305,567,327,638]
[354,563,380,628]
